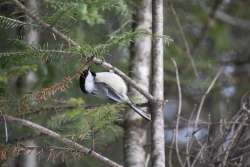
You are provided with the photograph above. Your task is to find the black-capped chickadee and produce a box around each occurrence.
[79,69,151,120]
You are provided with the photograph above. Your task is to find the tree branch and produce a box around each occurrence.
[171,58,185,167]
[12,0,155,102]
[215,10,250,31]
[3,115,123,167]
[194,68,223,130]
[169,2,199,78]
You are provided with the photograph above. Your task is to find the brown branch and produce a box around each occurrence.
[221,113,248,166]
[194,68,223,130]
[168,131,175,167]
[3,115,123,167]
[171,58,185,167]
[12,0,155,102]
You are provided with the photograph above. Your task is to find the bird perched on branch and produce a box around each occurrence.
[79,68,151,120]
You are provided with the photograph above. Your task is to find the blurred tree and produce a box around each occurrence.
[124,0,151,166]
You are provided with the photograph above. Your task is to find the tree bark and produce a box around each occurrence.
[151,0,165,166]
[24,1,39,166]
[124,0,152,167]
[25,0,39,46]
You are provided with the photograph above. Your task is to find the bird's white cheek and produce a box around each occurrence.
[85,82,95,93]
[85,73,95,93]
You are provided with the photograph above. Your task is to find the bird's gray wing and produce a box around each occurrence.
[94,82,151,120]
[94,82,123,102]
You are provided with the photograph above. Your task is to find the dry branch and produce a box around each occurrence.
[171,58,185,167]
[170,3,199,78]
[194,68,223,130]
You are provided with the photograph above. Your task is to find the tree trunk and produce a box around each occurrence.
[151,0,165,166]
[23,1,39,167]
[25,0,39,46]
[124,0,152,166]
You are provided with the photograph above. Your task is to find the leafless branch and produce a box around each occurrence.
[171,58,185,167]
[170,3,199,78]
[3,115,123,167]
[191,144,206,167]
[168,132,175,167]
[194,68,223,130]
[221,113,248,166]
[185,106,197,167]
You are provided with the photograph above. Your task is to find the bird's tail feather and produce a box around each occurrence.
[127,103,151,121]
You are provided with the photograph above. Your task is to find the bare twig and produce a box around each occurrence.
[191,144,206,167]
[0,110,8,143]
[168,130,175,167]
[222,113,248,167]
[171,58,185,167]
[185,108,196,167]
[12,0,155,102]
[194,68,223,130]
[145,153,151,167]
[3,115,123,167]
[170,3,199,78]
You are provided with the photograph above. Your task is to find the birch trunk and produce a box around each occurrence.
[151,0,165,166]
[124,0,152,166]
[24,1,39,167]
[25,0,39,46]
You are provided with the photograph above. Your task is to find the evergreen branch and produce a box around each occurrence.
[2,115,123,167]
[32,57,93,102]
[12,0,155,102]
[33,76,72,102]
[0,15,35,29]
[0,49,80,59]
[10,144,86,161]
[12,0,80,47]
[0,52,26,58]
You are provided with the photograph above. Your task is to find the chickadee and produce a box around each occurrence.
[79,69,151,120]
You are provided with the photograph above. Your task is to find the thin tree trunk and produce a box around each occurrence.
[25,0,39,46]
[24,141,37,167]
[124,0,152,166]
[151,0,165,166]
[23,1,39,167]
